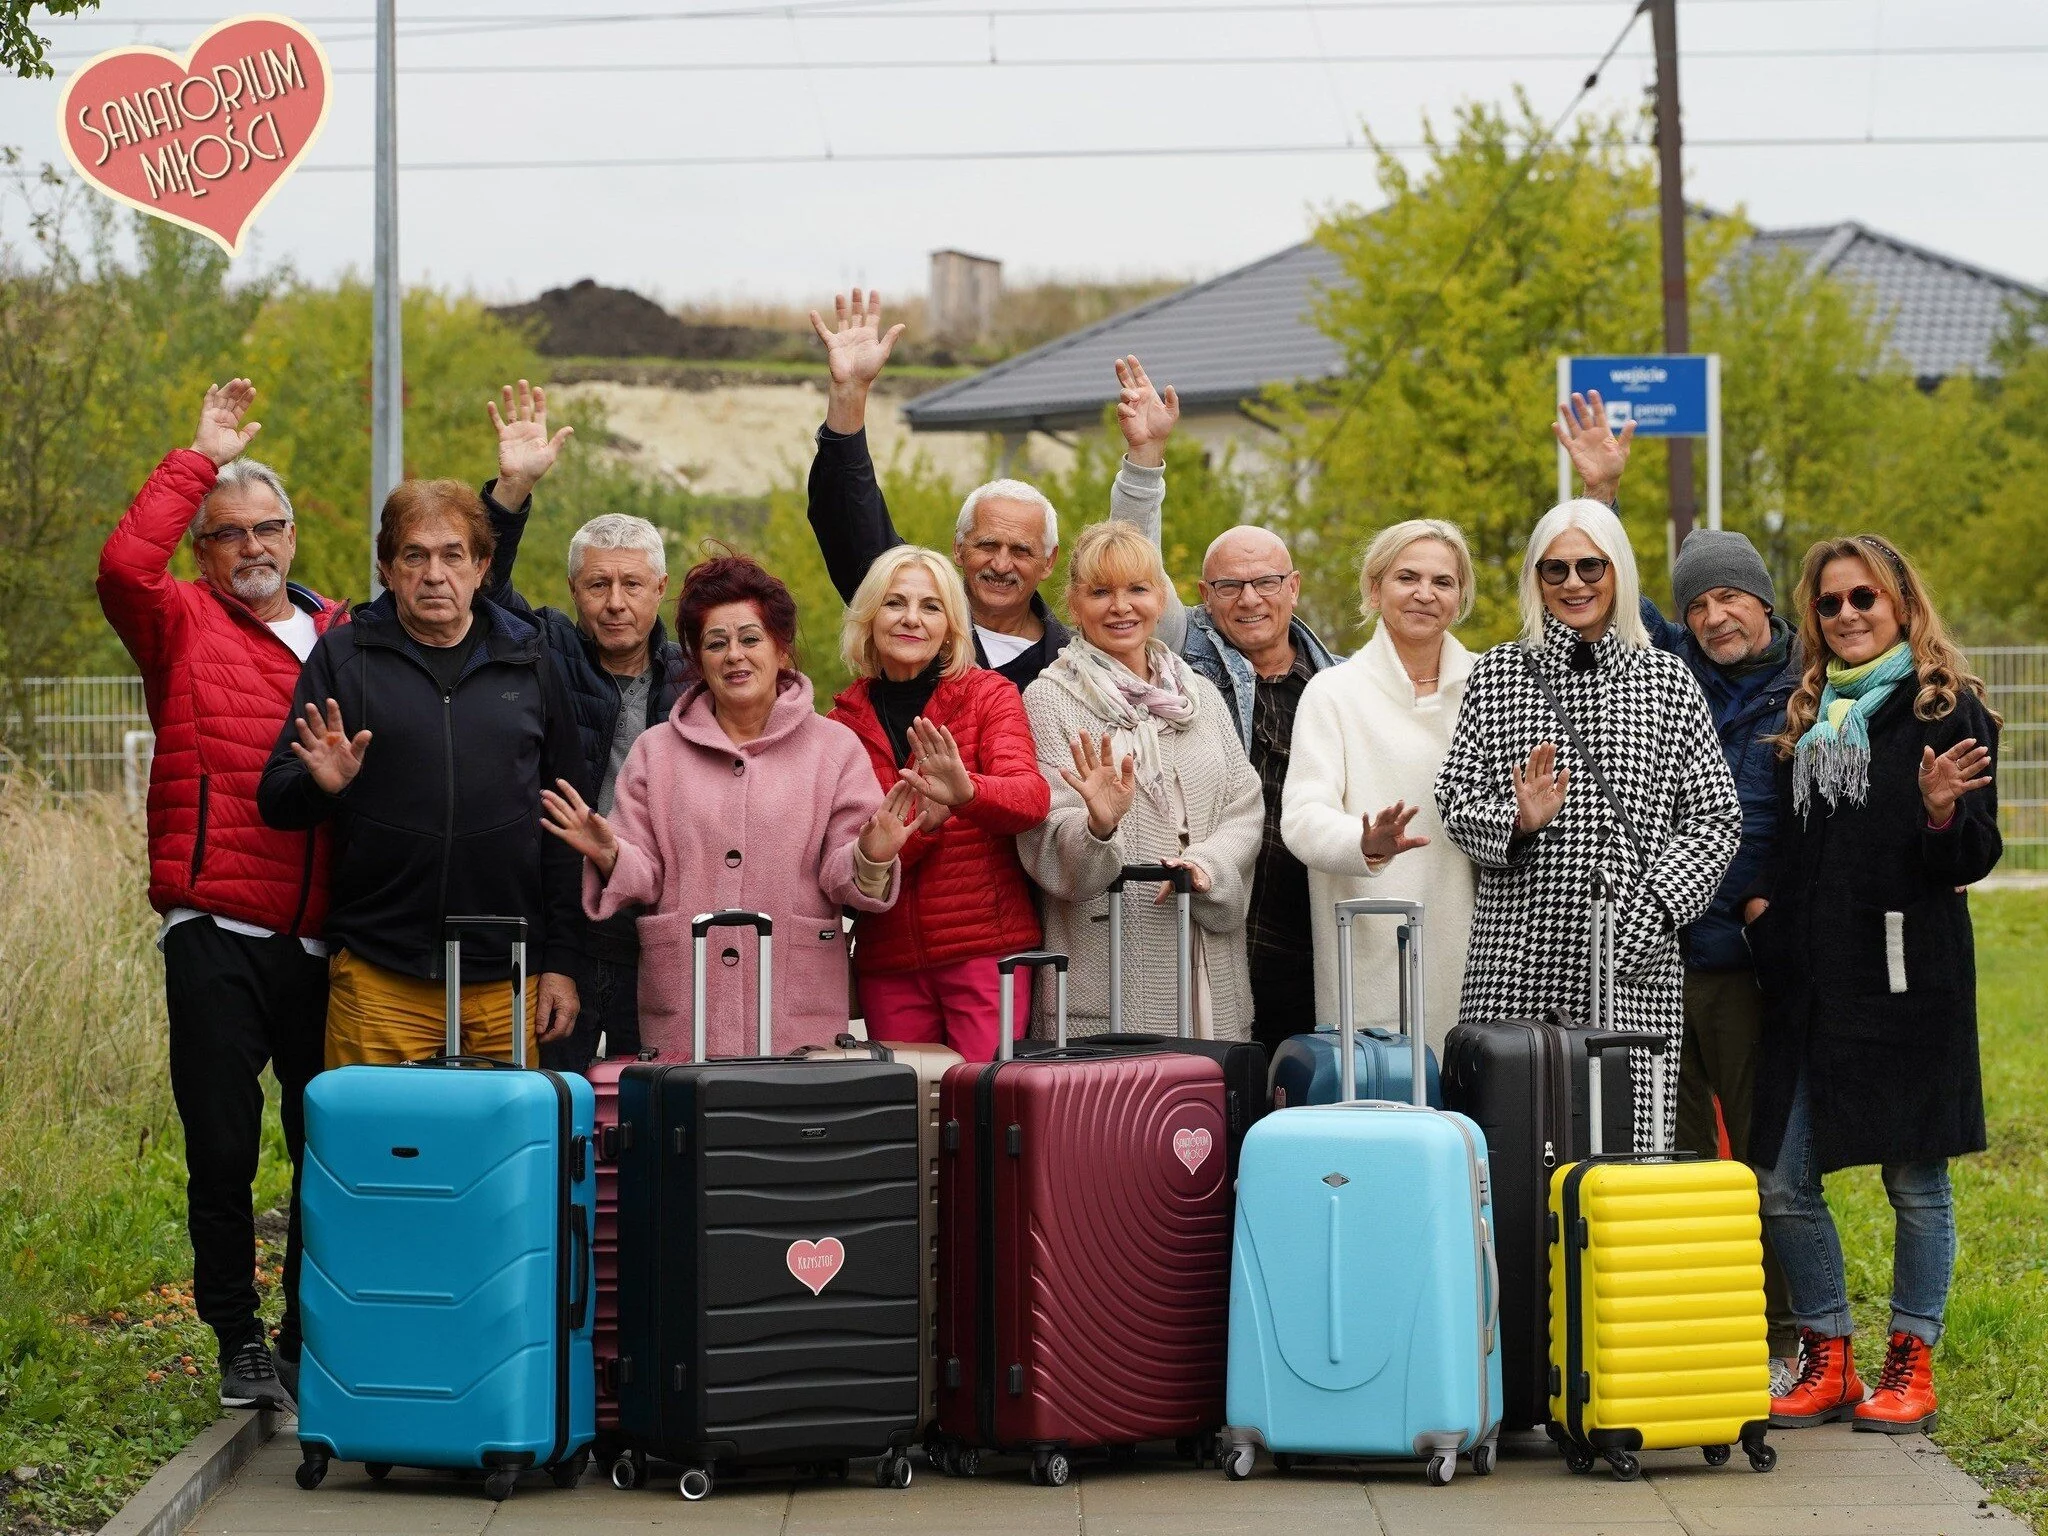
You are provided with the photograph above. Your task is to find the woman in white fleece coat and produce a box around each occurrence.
[1280,520,1478,1052]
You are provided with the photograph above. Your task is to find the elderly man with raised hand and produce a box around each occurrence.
[803,289,1169,690]
[258,478,587,1071]
[477,380,685,1071]
[97,380,347,1415]
[1109,359,1340,1051]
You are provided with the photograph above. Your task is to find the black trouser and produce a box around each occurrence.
[163,916,328,1362]
[539,955,641,1073]
[1250,951,1319,1056]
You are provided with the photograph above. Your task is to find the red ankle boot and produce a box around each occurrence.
[1853,1331,1938,1434]
[1770,1328,1865,1427]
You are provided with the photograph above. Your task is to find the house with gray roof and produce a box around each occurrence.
[904,221,2045,453]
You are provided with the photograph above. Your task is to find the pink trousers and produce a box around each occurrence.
[857,955,1029,1064]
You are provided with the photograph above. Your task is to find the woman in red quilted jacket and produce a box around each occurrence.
[830,546,1050,1059]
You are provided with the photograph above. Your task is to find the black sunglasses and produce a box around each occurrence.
[1537,556,1612,586]
[1814,586,1882,620]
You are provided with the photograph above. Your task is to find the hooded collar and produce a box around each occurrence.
[669,671,820,754]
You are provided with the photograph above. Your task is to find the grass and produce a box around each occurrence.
[1831,888,2048,1532]
[0,790,291,1536]
[0,795,2041,1531]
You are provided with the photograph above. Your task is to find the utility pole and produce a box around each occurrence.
[370,0,401,598]
[1648,0,1695,549]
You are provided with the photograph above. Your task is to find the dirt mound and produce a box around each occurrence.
[490,279,789,360]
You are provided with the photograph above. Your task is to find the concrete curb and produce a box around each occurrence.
[98,1409,286,1536]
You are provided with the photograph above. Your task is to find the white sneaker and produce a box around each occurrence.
[1769,1355,1799,1399]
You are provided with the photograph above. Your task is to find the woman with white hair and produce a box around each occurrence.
[826,545,1050,1059]
[1434,500,1742,1148]
[1280,519,1478,1052]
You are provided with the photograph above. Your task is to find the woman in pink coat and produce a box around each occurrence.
[542,553,917,1061]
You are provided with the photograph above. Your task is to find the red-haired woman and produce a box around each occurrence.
[1746,535,2001,1437]
[541,553,918,1061]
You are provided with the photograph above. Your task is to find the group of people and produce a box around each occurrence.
[99,288,2001,1452]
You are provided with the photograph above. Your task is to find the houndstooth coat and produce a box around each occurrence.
[1434,616,1741,1150]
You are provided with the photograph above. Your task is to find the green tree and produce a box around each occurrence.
[2,0,98,79]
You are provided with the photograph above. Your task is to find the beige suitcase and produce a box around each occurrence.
[793,1033,961,1443]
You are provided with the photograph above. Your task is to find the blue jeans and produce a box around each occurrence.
[1757,1072,1955,1347]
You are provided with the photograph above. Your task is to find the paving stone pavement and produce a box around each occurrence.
[180,1422,2030,1536]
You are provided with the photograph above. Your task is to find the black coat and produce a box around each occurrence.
[1747,680,2001,1174]
[258,591,587,983]
[480,485,685,967]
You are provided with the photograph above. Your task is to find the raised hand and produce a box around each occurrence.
[1152,855,1213,905]
[1552,389,1635,504]
[1361,800,1431,865]
[810,288,905,432]
[1114,355,1180,468]
[899,717,975,807]
[191,379,261,467]
[288,698,371,795]
[1513,742,1570,835]
[858,781,921,865]
[1919,738,1994,825]
[1059,732,1138,840]
[487,379,574,507]
[540,777,619,875]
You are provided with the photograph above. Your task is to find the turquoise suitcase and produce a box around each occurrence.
[295,918,596,1502]
[1222,898,1502,1486]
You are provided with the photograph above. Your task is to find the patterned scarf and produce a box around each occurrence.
[1042,634,1199,815]
[1793,640,1915,815]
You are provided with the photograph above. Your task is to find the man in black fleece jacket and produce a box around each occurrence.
[259,478,586,1064]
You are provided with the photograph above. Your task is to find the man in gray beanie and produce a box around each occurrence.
[1558,394,1800,1394]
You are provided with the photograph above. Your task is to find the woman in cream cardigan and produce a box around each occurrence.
[1017,520,1264,1039]
[1279,520,1477,1052]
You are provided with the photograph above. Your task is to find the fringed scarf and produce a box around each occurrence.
[1041,634,1199,817]
[1793,641,1915,816]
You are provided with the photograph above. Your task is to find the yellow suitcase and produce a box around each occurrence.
[1543,891,1774,1481]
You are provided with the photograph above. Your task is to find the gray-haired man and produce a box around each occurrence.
[479,380,683,1069]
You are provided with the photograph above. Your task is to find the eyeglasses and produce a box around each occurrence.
[194,518,290,550]
[1537,556,1611,586]
[1206,571,1294,598]
[1814,586,1882,620]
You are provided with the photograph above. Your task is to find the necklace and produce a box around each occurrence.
[1409,674,1439,685]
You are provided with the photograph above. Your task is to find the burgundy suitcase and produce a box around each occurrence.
[589,1049,656,1457]
[931,952,1233,1488]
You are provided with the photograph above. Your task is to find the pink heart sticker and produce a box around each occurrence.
[786,1237,846,1296]
[1173,1126,1213,1175]
[57,15,332,257]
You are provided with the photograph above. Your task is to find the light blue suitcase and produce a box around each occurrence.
[295,917,596,1502]
[1222,897,1503,1486]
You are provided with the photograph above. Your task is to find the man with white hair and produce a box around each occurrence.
[804,289,1167,689]
[98,380,348,1415]
[479,379,683,1069]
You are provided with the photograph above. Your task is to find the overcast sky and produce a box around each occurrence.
[9,0,2044,309]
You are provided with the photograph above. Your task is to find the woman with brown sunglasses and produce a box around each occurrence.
[1744,535,2001,1439]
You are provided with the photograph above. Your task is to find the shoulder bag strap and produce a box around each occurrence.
[1519,647,1645,866]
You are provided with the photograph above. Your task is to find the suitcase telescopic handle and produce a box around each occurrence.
[690,910,775,1062]
[1332,898,1427,1106]
[1106,864,1193,1039]
[1584,1031,1668,1156]
[997,951,1069,1059]
[1587,870,1619,1035]
[443,916,529,1067]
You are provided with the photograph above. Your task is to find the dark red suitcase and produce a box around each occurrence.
[932,952,1232,1488]
[589,1049,657,1458]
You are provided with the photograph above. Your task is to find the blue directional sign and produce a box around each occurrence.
[1566,354,1711,438]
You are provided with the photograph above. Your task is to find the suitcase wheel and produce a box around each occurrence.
[547,1449,588,1490]
[1425,1451,1456,1487]
[1703,1444,1732,1468]
[293,1451,328,1491]
[1029,1450,1071,1488]
[1744,1439,1777,1474]
[1271,1452,1295,1473]
[609,1452,644,1491]
[363,1462,392,1482]
[1602,1451,1641,1482]
[874,1452,913,1490]
[484,1470,518,1502]
[1471,1441,1497,1477]
[1222,1444,1255,1482]
[1562,1445,1597,1475]
[678,1466,713,1501]
[954,1446,980,1478]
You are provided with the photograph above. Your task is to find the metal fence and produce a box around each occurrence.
[5,656,2048,856]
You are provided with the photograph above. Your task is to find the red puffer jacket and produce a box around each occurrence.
[96,449,349,934]
[830,667,1048,974]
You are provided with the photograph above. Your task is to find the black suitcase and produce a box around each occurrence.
[611,911,921,1500]
[1018,864,1267,1183]
[1439,877,1641,1433]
